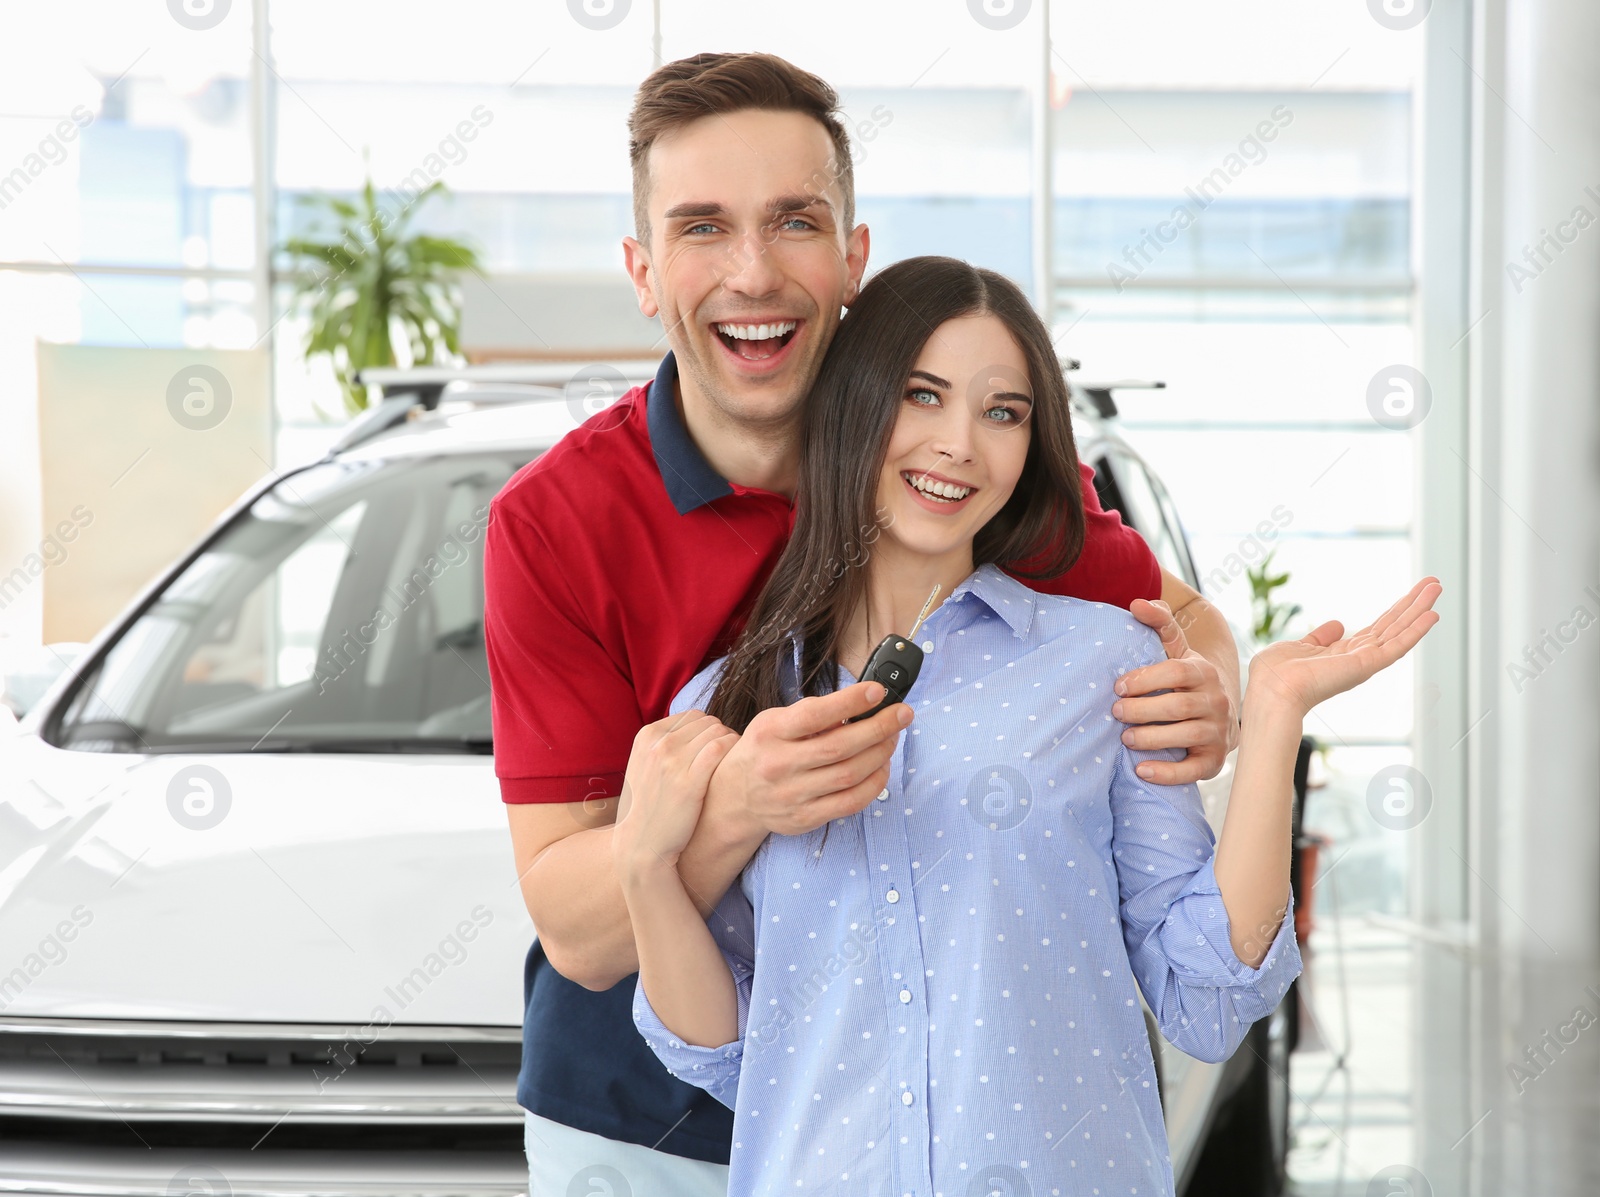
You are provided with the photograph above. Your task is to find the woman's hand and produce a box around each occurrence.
[612,711,739,886]
[1244,576,1443,718]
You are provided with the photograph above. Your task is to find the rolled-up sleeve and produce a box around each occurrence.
[630,880,758,1110]
[632,947,751,1111]
[1110,736,1303,1064]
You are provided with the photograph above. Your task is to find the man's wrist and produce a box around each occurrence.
[697,775,771,856]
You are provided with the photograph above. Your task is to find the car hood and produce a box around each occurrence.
[0,731,532,1026]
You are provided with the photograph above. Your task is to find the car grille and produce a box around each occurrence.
[0,1015,528,1197]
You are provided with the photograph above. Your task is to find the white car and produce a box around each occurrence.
[0,364,1298,1196]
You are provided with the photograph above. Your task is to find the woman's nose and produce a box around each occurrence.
[929,408,976,464]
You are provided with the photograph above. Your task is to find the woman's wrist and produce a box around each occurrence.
[617,849,684,901]
[1241,679,1308,730]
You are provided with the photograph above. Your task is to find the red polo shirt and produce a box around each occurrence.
[484,352,1162,804]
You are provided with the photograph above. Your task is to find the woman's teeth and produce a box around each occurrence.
[903,472,974,503]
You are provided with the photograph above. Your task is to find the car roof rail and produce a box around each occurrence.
[324,380,446,458]
[360,362,659,387]
[326,361,659,457]
[1074,378,1165,420]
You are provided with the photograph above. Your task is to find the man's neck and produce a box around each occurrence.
[675,376,800,499]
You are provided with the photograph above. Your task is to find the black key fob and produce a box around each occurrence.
[846,635,924,722]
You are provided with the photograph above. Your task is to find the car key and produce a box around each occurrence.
[846,584,941,723]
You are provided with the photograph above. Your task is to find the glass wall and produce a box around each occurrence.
[0,12,1430,1177]
[2,0,1423,791]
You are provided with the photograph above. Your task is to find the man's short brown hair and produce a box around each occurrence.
[627,52,856,245]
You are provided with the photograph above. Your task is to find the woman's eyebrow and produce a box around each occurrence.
[909,370,950,389]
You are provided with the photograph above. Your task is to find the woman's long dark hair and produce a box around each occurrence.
[706,257,1086,845]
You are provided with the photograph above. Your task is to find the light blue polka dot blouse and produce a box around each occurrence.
[633,562,1303,1197]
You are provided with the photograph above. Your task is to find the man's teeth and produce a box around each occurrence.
[903,472,974,502]
[716,321,797,340]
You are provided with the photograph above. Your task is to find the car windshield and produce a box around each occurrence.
[51,452,531,754]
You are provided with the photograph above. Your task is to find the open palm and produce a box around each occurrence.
[1247,577,1443,717]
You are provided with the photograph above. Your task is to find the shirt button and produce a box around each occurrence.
[898,989,912,1004]
[875,787,889,802]
[901,1090,914,1106]
[885,889,900,904]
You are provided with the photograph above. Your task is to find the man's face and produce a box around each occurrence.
[624,109,869,430]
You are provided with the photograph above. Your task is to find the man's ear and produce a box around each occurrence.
[622,235,659,319]
[843,222,871,307]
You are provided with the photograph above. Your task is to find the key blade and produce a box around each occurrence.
[906,583,942,641]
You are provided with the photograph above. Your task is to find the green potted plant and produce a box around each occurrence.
[1246,547,1302,645]
[279,173,481,415]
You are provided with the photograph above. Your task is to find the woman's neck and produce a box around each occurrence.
[837,541,978,679]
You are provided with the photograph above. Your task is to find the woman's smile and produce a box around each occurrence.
[900,467,977,511]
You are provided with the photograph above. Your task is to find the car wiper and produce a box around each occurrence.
[139,736,494,755]
[297,737,495,754]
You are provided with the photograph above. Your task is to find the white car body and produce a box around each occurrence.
[0,367,1277,1196]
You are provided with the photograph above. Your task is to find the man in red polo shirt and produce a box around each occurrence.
[486,52,1243,1197]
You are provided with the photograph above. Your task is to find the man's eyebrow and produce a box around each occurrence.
[662,201,727,221]
[769,193,834,217]
[909,370,951,388]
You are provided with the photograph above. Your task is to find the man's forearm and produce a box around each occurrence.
[532,798,766,991]
[516,818,637,989]
[1173,594,1242,728]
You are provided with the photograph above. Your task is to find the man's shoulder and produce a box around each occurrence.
[491,388,655,528]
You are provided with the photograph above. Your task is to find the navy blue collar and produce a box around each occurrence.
[645,352,735,515]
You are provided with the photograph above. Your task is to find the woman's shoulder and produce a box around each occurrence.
[670,635,808,719]
[983,565,1166,670]
[669,656,728,716]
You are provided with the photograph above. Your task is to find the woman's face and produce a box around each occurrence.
[874,313,1034,561]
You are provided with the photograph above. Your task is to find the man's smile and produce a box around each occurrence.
[712,318,802,363]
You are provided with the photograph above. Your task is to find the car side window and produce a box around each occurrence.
[51,453,524,753]
[1100,448,1195,587]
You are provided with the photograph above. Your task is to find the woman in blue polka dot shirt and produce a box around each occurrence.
[613,256,1441,1197]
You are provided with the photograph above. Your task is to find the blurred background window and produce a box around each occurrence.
[0,0,1421,892]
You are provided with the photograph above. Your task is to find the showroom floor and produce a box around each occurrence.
[1285,752,1420,1195]
[1287,920,1415,1194]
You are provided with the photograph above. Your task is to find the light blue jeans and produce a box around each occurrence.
[523,1110,730,1196]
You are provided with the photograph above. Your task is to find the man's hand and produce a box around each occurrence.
[612,711,738,884]
[1113,597,1240,785]
[705,680,913,842]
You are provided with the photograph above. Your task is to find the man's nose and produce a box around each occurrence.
[719,229,784,296]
